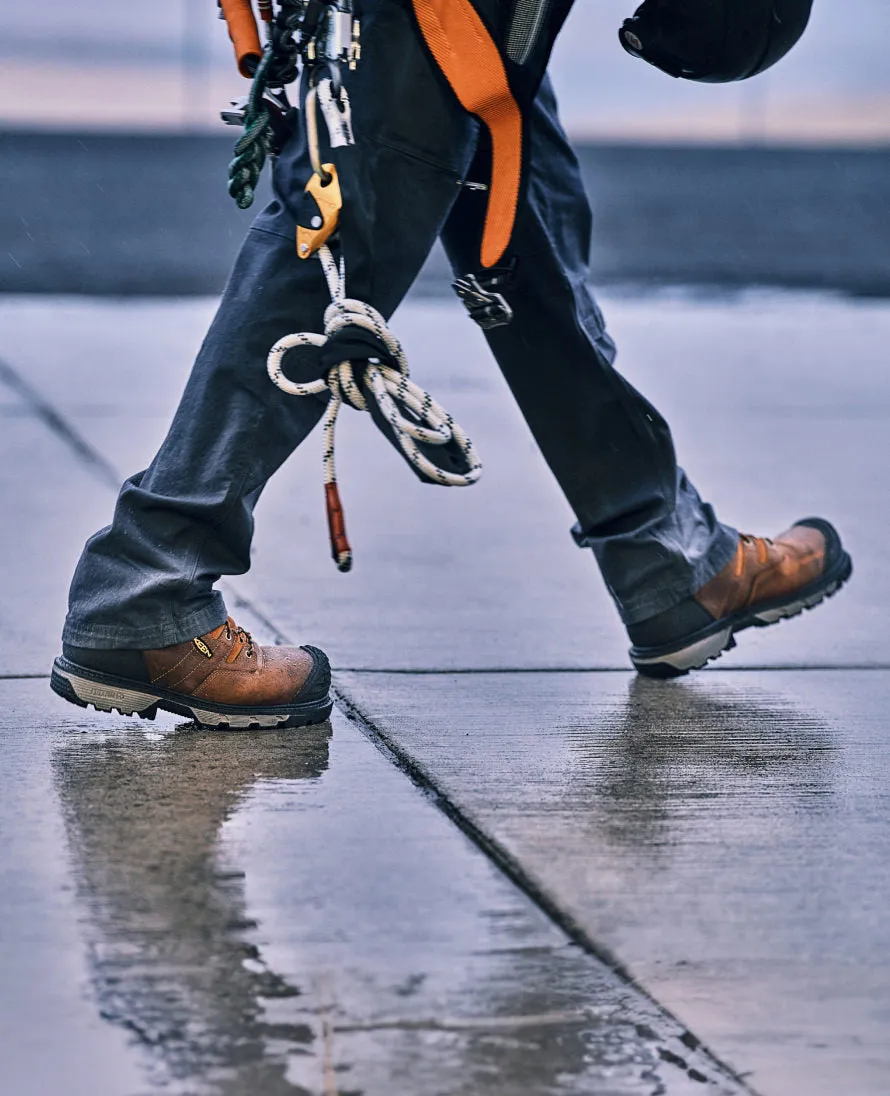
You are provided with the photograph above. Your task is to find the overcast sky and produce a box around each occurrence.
[2,1,889,139]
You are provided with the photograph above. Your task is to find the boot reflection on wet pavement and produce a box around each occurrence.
[48,706,737,1096]
[53,723,331,1095]
[573,675,836,852]
[596,675,833,828]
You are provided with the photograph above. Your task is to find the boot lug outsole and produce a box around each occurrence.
[50,662,333,731]
[631,553,852,679]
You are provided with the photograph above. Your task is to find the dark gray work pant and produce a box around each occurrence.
[63,0,737,650]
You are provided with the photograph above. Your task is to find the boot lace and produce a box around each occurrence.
[740,533,773,565]
[224,620,255,660]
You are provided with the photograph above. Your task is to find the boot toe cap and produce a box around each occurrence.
[792,517,844,572]
[293,644,331,703]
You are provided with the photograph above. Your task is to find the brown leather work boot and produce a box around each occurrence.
[52,617,332,729]
[628,518,852,678]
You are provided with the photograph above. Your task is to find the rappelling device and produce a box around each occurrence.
[219,0,481,573]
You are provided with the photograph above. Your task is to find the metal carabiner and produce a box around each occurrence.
[304,83,333,184]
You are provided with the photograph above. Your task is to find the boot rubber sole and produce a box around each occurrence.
[630,550,853,679]
[50,656,333,730]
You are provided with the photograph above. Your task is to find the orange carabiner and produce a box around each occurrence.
[296,165,343,259]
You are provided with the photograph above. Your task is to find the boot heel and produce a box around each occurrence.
[51,664,158,717]
[631,626,733,678]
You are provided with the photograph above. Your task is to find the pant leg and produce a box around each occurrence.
[440,77,737,625]
[63,0,477,649]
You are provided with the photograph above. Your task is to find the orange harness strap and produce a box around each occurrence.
[220,0,264,78]
[411,0,523,268]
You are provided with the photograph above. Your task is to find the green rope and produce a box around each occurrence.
[227,50,275,210]
[226,0,304,209]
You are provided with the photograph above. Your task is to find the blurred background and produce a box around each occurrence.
[4,0,890,139]
[2,0,889,294]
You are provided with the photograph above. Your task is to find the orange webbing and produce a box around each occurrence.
[220,0,263,78]
[411,0,522,268]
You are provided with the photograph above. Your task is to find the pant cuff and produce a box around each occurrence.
[62,597,229,651]
[608,524,740,626]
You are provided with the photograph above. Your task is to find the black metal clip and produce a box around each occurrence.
[221,88,296,155]
[452,272,514,330]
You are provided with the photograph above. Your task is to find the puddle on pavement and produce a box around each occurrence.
[53,720,330,1094]
[47,704,744,1096]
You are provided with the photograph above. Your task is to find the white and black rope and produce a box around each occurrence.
[267,244,482,568]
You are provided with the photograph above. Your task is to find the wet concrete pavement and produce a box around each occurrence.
[1,686,742,1096]
[1,290,889,1093]
[337,670,890,1096]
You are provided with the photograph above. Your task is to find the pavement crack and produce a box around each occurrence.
[0,355,120,489]
[0,356,293,649]
[332,681,761,1096]
[335,664,890,674]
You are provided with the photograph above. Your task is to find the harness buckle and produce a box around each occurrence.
[452,273,514,330]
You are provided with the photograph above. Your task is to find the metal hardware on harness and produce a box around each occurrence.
[221,86,295,155]
[297,163,342,257]
[299,0,360,71]
[304,82,330,181]
[453,273,514,330]
[325,4,361,69]
[221,0,361,209]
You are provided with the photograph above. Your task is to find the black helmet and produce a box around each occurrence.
[619,0,813,83]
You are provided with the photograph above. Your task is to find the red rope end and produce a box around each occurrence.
[325,482,353,572]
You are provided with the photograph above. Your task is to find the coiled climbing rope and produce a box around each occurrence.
[221,3,482,571]
[267,244,482,571]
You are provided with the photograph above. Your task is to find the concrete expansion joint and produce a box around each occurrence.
[332,680,759,1096]
[334,663,890,673]
[0,354,120,490]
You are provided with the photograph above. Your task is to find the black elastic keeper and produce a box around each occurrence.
[319,325,475,484]
[318,325,391,372]
[366,395,476,484]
